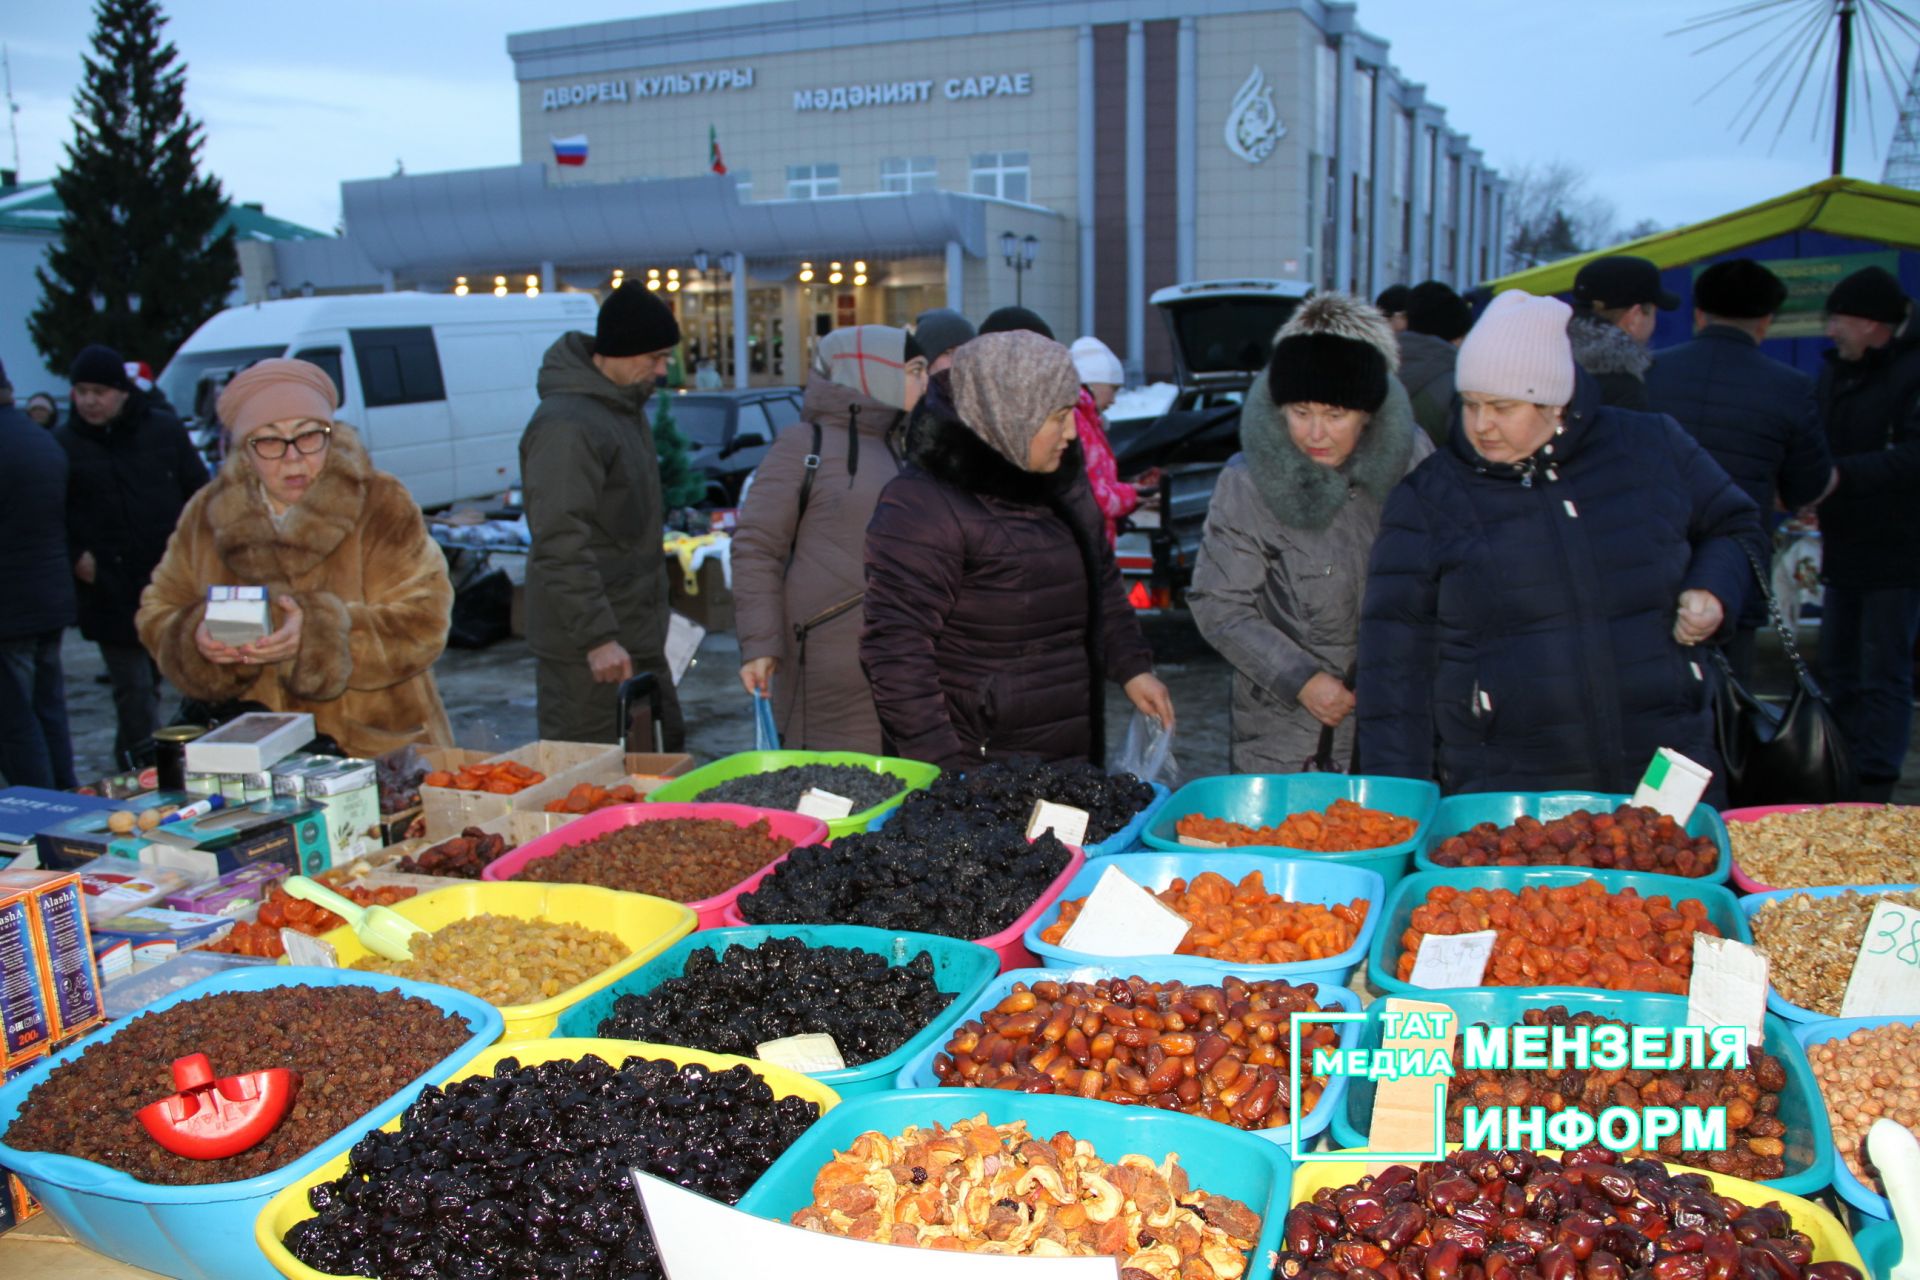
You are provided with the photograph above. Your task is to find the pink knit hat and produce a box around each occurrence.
[1455,290,1575,406]
[217,358,339,440]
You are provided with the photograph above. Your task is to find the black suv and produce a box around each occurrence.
[664,386,805,506]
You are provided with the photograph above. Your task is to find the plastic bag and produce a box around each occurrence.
[753,692,781,752]
[1117,710,1180,789]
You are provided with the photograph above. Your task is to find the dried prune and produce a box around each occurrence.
[886,759,1154,844]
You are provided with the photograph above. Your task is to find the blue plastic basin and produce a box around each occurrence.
[1418,791,1733,883]
[1856,1219,1902,1280]
[1367,867,1751,997]
[869,780,1171,857]
[0,966,503,1280]
[1023,852,1384,988]
[734,1088,1293,1280]
[1738,885,1920,1023]
[1326,986,1830,1197]
[1793,1015,1920,1220]
[1142,773,1439,893]
[891,963,1360,1150]
[551,924,1000,1096]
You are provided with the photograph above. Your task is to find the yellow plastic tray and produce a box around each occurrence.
[293,882,696,1039]
[256,1037,841,1280]
[1292,1152,1863,1270]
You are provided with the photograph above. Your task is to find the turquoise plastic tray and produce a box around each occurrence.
[0,967,503,1280]
[893,963,1360,1150]
[1368,866,1751,997]
[644,749,940,838]
[1793,1014,1920,1220]
[1418,790,1733,883]
[1326,986,1831,1197]
[1142,773,1439,893]
[1023,852,1384,988]
[1739,885,1920,1023]
[1857,1219,1903,1280]
[734,1089,1293,1280]
[551,924,1000,1096]
[870,779,1172,857]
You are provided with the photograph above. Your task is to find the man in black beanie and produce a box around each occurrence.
[519,283,686,746]
[1645,258,1834,680]
[1397,281,1471,443]
[976,306,1053,340]
[1812,264,1920,799]
[55,342,207,768]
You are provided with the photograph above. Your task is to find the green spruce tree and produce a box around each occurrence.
[651,390,708,511]
[30,0,236,373]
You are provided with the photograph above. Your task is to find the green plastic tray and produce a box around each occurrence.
[645,750,940,838]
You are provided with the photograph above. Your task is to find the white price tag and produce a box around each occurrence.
[1057,864,1190,957]
[280,929,338,968]
[1407,930,1496,988]
[1687,934,1770,1044]
[755,1033,846,1074]
[1027,800,1091,848]
[1841,900,1920,1018]
[634,1171,1121,1280]
[1632,747,1713,825]
[1175,834,1226,849]
[795,789,856,821]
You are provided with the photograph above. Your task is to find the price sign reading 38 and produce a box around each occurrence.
[1840,900,1920,1018]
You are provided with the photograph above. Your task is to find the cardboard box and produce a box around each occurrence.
[165,861,289,916]
[420,740,620,840]
[0,894,52,1063]
[137,799,329,879]
[203,585,272,646]
[274,758,380,865]
[0,869,102,1055]
[30,792,189,871]
[184,712,315,775]
[0,788,121,846]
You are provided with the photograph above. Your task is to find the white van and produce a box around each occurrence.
[159,292,600,509]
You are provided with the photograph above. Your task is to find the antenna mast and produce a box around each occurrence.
[1887,49,1920,189]
[2,45,21,174]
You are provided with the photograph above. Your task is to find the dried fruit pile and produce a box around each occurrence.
[3,984,474,1185]
[1727,805,1920,887]
[693,763,904,811]
[793,1114,1262,1276]
[596,938,953,1065]
[205,883,417,959]
[931,974,1338,1130]
[1806,1021,1920,1191]
[421,760,545,794]
[543,780,643,814]
[1176,800,1416,851]
[1748,888,1920,1016]
[1279,1149,1861,1280]
[888,759,1155,845]
[1396,881,1722,993]
[1042,869,1369,965]
[510,817,790,901]
[1428,805,1719,877]
[284,1053,820,1280]
[397,826,509,879]
[349,914,627,1006]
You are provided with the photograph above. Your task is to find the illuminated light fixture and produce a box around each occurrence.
[853,273,868,287]
[666,278,681,292]
[828,270,844,285]
[798,261,815,283]
[526,274,539,287]
[648,268,661,279]
[493,274,508,297]
[854,260,867,273]
[667,268,680,280]
[692,249,710,272]
[454,275,469,296]
[647,277,661,291]
[830,261,842,271]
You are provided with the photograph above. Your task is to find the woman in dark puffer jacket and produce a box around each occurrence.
[1357,289,1760,802]
[861,330,1174,768]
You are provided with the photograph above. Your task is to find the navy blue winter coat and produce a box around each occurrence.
[1816,324,1920,590]
[1356,370,1760,799]
[0,404,75,641]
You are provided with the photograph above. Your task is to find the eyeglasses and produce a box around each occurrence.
[247,426,332,460]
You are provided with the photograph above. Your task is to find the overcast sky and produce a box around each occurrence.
[5,0,1913,237]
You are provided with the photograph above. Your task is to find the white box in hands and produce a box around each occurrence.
[183,713,315,775]
[203,586,273,647]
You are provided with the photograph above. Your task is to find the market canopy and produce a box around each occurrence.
[1488,177,1920,297]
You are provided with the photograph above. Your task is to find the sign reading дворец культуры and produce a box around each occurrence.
[1287,1008,1751,1163]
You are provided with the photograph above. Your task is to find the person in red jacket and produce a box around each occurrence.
[1069,336,1138,550]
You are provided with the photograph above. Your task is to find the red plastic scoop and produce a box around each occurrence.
[136,1053,301,1160]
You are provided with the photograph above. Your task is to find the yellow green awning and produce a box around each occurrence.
[1488,177,1920,297]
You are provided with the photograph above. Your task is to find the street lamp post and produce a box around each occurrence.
[1001,231,1039,307]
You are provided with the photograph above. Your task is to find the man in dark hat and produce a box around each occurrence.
[1813,264,1920,800]
[911,307,975,375]
[1568,254,1679,410]
[1375,284,1410,332]
[55,343,208,768]
[1397,280,1472,443]
[976,306,1054,340]
[1645,258,1834,680]
[519,283,686,747]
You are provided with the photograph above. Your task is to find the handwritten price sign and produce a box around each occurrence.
[1840,900,1920,1018]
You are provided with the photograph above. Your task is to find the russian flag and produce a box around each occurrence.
[551,135,588,167]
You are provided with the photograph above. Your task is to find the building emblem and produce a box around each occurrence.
[1225,66,1286,164]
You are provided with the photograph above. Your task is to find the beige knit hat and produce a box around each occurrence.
[217,358,339,439]
[1456,289,1575,407]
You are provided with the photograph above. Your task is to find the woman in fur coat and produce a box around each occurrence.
[1187,294,1432,773]
[137,359,454,757]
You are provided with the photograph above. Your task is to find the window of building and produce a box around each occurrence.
[970,151,1029,202]
[1350,65,1376,296]
[881,156,938,194]
[786,163,840,199]
[1393,110,1414,282]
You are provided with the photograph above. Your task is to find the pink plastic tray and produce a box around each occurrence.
[1722,802,1884,893]
[480,802,828,929]
[721,843,1087,972]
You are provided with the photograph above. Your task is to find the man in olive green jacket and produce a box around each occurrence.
[520,284,685,746]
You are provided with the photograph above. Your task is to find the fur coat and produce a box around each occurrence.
[137,423,454,757]
[1189,294,1433,773]
[1568,312,1653,411]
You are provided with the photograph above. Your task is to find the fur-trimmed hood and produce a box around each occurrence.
[1275,293,1402,373]
[1568,311,1653,378]
[209,420,374,585]
[1239,371,1420,531]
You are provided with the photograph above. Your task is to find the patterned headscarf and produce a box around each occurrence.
[811,325,915,411]
[947,330,1082,471]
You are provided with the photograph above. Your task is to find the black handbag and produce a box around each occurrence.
[1708,546,1855,806]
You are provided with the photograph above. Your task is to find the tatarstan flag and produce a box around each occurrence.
[709,124,727,176]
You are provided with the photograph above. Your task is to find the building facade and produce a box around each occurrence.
[323,0,1506,385]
